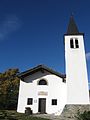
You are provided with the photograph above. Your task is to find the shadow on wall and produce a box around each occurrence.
[21,71,51,83]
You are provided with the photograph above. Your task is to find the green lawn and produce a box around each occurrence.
[0,110,50,120]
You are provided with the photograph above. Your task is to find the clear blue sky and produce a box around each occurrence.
[0,0,90,83]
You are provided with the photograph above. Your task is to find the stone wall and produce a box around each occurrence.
[59,104,90,120]
[33,104,90,120]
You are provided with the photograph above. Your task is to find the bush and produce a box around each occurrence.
[75,110,90,120]
[0,110,50,120]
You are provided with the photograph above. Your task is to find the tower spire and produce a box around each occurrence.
[67,16,79,35]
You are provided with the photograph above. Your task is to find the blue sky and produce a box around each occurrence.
[0,0,90,84]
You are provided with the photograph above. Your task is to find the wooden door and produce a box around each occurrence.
[38,98,46,114]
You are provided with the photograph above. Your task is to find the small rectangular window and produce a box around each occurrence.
[52,99,57,105]
[76,44,79,48]
[70,44,74,48]
[75,39,79,48]
[75,39,78,44]
[70,39,74,48]
[62,78,66,83]
[27,98,33,105]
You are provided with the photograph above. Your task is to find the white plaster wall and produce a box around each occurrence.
[17,71,66,114]
[65,35,89,104]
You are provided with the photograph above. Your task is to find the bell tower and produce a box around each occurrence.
[64,16,89,104]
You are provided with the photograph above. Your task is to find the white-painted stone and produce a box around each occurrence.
[65,35,89,104]
[17,71,66,114]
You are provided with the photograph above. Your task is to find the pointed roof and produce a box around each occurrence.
[66,16,80,35]
[18,65,66,79]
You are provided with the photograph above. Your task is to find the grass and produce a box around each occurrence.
[0,110,50,120]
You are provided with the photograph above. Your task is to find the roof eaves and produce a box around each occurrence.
[18,65,66,78]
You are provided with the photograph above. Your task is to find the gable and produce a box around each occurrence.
[18,65,66,83]
[23,70,51,83]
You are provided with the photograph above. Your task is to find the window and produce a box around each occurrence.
[38,79,47,85]
[62,78,66,83]
[70,38,79,49]
[70,39,74,48]
[75,39,79,48]
[52,99,57,105]
[27,98,33,105]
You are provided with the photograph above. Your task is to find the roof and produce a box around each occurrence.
[66,16,84,35]
[18,65,66,79]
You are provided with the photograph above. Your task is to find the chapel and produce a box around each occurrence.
[17,16,89,115]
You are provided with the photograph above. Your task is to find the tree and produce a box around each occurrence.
[0,68,20,110]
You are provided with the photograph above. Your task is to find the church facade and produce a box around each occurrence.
[17,65,66,114]
[17,16,89,115]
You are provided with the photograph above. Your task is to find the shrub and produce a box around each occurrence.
[75,110,90,120]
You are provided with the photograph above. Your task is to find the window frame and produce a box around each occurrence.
[75,39,79,48]
[27,98,33,105]
[70,38,79,49]
[70,39,74,48]
[52,99,57,105]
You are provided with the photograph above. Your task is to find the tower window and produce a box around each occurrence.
[70,39,74,48]
[38,79,48,85]
[70,38,79,49]
[75,39,79,48]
